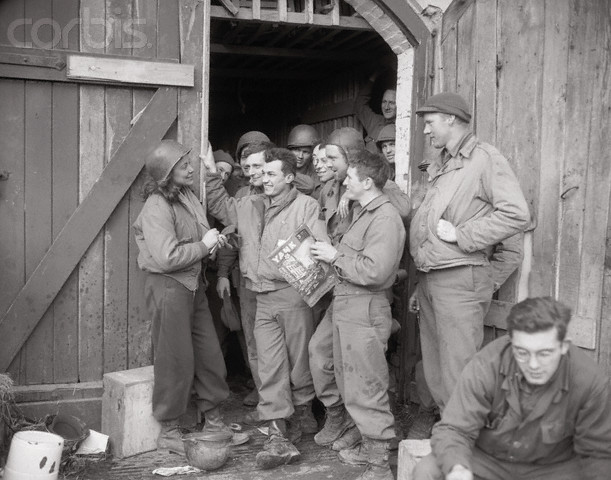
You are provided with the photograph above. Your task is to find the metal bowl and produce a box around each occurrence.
[183,431,232,471]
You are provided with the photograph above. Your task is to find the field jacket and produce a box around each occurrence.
[206,173,329,293]
[133,189,210,291]
[410,133,530,272]
[332,195,406,295]
[319,178,410,246]
[353,79,393,152]
[432,336,611,479]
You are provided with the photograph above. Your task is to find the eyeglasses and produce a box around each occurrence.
[511,346,559,365]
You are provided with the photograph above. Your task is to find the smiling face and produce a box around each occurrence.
[289,146,313,169]
[216,161,233,184]
[381,89,397,120]
[242,151,266,188]
[262,159,293,198]
[380,140,395,163]
[313,146,335,183]
[325,144,349,182]
[343,166,368,203]
[423,112,453,149]
[171,156,194,187]
[511,328,569,386]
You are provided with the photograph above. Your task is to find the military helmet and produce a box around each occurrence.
[287,124,320,149]
[235,131,271,161]
[376,124,396,147]
[145,140,191,183]
[325,127,365,158]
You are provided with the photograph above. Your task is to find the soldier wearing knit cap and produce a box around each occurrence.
[409,92,531,415]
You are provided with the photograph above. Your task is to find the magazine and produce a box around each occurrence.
[268,224,337,307]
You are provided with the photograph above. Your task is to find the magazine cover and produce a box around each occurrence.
[268,224,337,307]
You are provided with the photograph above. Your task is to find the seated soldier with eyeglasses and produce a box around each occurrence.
[414,296,611,480]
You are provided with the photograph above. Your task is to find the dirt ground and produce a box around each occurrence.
[59,374,427,480]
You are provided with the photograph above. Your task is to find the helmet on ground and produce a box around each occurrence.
[145,140,191,183]
[287,124,320,149]
[376,124,396,147]
[235,131,271,160]
[325,127,365,158]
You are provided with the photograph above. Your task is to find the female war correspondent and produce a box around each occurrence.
[133,140,248,452]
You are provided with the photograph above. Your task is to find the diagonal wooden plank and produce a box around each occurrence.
[0,86,178,372]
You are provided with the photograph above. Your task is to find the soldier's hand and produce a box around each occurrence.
[216,277,231,298]
[408,289,420,313]
[310,241,338,264]
[200,141,217,174]
[446,464,473,480]
[338,194,350,219]
[202,228,220,250]
[437,219,457,243]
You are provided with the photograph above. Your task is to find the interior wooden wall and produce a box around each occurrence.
[0,0,184,385]
[438,0,611,373]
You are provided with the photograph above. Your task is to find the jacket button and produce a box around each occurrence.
[512,441,521,449]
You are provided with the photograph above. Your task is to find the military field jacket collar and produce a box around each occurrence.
[352,194,390,221]
[498,340,571,423]
[259,186,299,224]
[427,132,476,180]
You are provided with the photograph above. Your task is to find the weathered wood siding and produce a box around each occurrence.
[0,0,203,384]
[440,0,611,372]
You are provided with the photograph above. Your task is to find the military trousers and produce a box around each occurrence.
[254,286,315,421]
[146,274,229,422]
[414,447,582,480]
[417,265,493,410]
[333,292,395,440]
[238,283,261,392]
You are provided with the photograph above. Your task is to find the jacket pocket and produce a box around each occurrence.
[342,235,365,253]
[541,421,571,444]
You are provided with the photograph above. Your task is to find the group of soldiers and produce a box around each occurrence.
[134,78,611,480]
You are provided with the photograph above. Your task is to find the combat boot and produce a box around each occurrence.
[332,425,362,451]
[243,388,259,407]
[202,406,249,446]
[255,419,301,470]
[355,438,394,480]
[294,402,318,434]
[157,422,184,455]
[338,435,369,466]
[314,404,355,446]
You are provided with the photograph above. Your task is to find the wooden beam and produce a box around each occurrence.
[210,43,377,62]
[67,54,194,87]
[219,0,239,15]
[0,46,192,87]
[441,0,476,43]
[0,87,179,372]
[375,0,431,47]
[210,5,373,30]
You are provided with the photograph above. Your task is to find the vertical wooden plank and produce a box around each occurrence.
[331,0,340,26]
[495,0,544,303]
[0,0,26,384]
[305,0,313,24]
[441,25,457,92]
[24,80,54,385]
[455,2,475,111]
[79,0,106,381]
[253,0,261,20]
[127,0,161,369]
[24,0,54,385]
[557,0,599,348]
[178,0,206,198]
[529,0,569,298]
[600,189,611,375]
[568,0,611,350]
[474,0,497,144]
[103,0,133,374]
[52,0,80,384]
[279,0,288,22]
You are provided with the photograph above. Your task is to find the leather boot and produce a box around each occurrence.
[286,412,303,444]
[338,437,369,466]
[203,406,250,446]
[314,404,355,446]
[157,422,184,455]
[332,425,362,451]
[294,402,318,434]
[242,409,264,426]
[255,419,301,470]
[355,438,394,480]
[243,388,259,407]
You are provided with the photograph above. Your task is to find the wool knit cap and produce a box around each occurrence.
[213,150,236,168]
[416,92,471,123]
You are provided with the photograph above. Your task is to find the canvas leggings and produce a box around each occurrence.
[417,265,493,411]
[254,286,315,421]
[145,273,229,422]
[333,292,395,440]
[414,448,582,480]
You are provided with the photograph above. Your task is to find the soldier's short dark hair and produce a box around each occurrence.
[241,141,275,164]
[265,147,297,178]
[507,297,572,341]
[348,150,390,190]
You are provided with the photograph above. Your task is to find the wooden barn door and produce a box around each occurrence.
[0,0,208,385]
[439,0,611,360]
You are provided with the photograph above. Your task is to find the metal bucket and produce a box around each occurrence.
[4,430,64,480]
